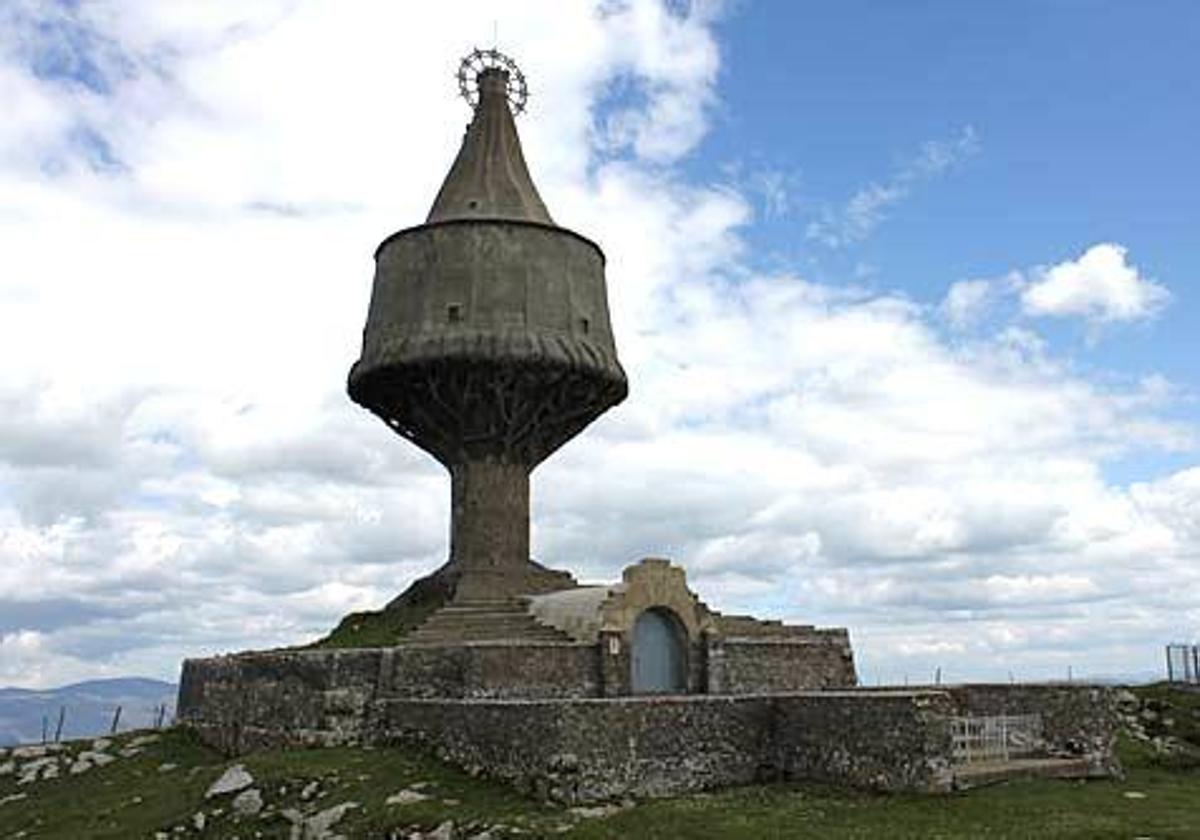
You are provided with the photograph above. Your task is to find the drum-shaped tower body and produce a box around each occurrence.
[349,68,627,600]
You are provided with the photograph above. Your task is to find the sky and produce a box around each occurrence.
[1,0,1197,689]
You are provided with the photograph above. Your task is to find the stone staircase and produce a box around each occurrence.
[403,598,573,644]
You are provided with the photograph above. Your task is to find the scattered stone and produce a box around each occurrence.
[158,762,178,773]
[442,797,461,806]
[17,757,57,785]
[1124,790,1148,799]
[567,804,622,819]
[304,801,359,839]
[233,788,264,816]
[89,751,116,766]
[91,738,112,751]
[385,789,431,806]
[1,792,29,806]
[207,764,255,798]
[12,744,60,759]
[70,757,93,775]
[119,747,143,758]
[154,832,169,840]
[193,812,207,831]
[410,781,432,790]
[1,760,16,775]
[427,821,455,840]
[300,780,320,800]
[128,734,161,748]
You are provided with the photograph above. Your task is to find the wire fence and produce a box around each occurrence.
[951,713,1044,764]
[1166,643,1199,685]
[35,703,174,745]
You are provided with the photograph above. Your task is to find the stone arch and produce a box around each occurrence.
[631,607,687,695]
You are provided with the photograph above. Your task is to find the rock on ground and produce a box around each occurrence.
[233,787,264,816]
[386,789,431,806]
[206,764,255,798]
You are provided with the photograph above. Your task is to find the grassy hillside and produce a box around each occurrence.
[2,684,1198,839]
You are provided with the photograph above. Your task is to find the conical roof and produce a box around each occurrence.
[426,68,553,225]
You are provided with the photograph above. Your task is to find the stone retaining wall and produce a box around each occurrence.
[377,691,957,802]
[178,649,383,753]
[179,651,1118,801]
[944,683,1121,775]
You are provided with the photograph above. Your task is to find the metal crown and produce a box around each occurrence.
[456,47,529,115]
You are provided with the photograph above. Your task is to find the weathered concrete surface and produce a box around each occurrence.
[348,65,627,604]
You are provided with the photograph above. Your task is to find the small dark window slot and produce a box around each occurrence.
[447,304,463,324]
[579,317,590,335]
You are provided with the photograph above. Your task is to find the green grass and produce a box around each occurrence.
[4,685,1199,839]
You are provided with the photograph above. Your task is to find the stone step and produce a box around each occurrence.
[404,603,573,644]
[423,610,537,622]
[951,757,1095,789]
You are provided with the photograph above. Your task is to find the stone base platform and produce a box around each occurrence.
[178,660,1121,803]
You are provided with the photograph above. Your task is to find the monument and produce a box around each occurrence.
[177,50,1120,801]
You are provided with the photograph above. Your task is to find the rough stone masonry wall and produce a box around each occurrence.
[382,643,599,699]
[946,683,1120,775]
[376,691,958,803]
[179,642,602,748]
[774,691,955,791]
[715,637,857,693]
[178,649,383,753]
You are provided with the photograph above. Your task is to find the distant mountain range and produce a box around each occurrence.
[0,678,177,747]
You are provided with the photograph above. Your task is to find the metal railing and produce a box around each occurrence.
[951,713,1043,764]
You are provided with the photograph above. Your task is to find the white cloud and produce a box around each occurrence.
[1021,243,1170,324]
[941,278,994,329]
[806,125,978,248]
[0,2,1195,691]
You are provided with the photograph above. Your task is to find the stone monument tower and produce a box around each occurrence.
[348,50,627,603]
[179,53,1115,802]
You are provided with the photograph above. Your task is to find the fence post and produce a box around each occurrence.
[110,706,122,735]
[53,706,65,743]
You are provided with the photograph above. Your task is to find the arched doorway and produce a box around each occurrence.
[631,608,687,694]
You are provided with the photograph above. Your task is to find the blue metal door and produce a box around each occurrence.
[631,608,686,694]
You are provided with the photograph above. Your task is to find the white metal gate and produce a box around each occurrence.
[951,713,1043,764]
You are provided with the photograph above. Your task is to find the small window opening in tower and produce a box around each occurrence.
[579,317,590,334]
[448,304,463,323]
